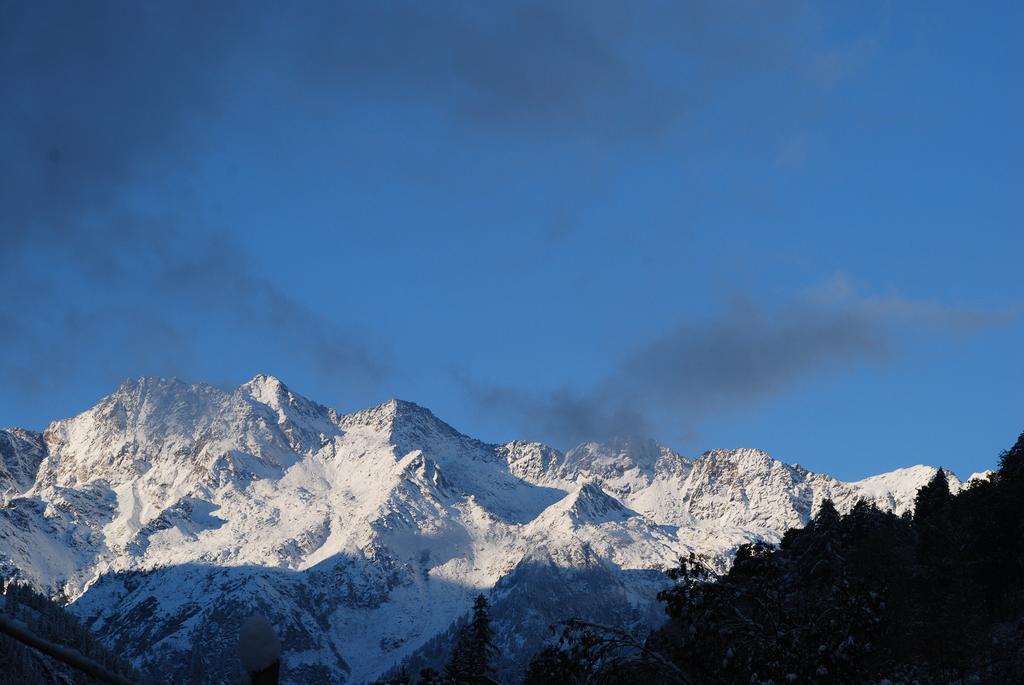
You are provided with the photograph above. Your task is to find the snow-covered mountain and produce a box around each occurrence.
[0,428,46,501]
[0,376,957,683]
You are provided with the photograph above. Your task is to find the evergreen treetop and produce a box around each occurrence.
[444,594,495,684]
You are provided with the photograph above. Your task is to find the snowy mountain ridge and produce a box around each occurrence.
[0,375,960,683]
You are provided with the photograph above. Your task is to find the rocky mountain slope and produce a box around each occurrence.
[0,376,962,683]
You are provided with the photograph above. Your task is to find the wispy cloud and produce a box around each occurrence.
[0,2,393,396]
[283,1,877,141]
[0,216,391,396]
[461,276,1015,448]
[0,1,891,407]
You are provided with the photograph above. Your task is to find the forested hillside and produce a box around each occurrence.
[0,583,137,684]
[521,432,1024,685]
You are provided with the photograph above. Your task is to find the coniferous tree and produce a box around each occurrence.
[445,594,494,684]
[914,467,951,521]
[814,497,840,529]
[997,431,1024,481]
[0,582,139,683]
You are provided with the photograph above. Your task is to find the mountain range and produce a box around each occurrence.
[0,375,973,683]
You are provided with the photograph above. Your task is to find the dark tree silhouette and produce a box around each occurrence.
[0,583,138,684]
[914,467,951,521]
[523,429,1024,685]
[445,594,495,684]
[997,431,1024,481]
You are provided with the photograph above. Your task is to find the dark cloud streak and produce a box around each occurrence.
[283,1,845,140]
[462,279,1014,449]
[0,1,241,240]
[0,2,395,397]
[0,1,892,415]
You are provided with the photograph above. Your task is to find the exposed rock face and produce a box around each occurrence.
[0,428,46,501]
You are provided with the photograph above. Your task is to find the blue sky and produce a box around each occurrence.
[2,1,1021,480]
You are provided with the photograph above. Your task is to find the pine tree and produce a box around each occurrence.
[814,497,840,529]
[914,468,951,521]
[444,594,494,684]
[998,431,1024,481]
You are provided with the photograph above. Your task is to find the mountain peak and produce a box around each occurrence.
[94,376,226,432]
[235,375,340,450]
[343,399,462,439]
[690,447,796,480]
[531,481,635,530]
[238,374,321,416]
[113,374,193,397]
[556,437,682,494]
[242,373,287,400]
[383,398,435,418]
[699,447,777,463]
[852,465,963,514]
[565,437,664,469]
[568,482,632,522]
